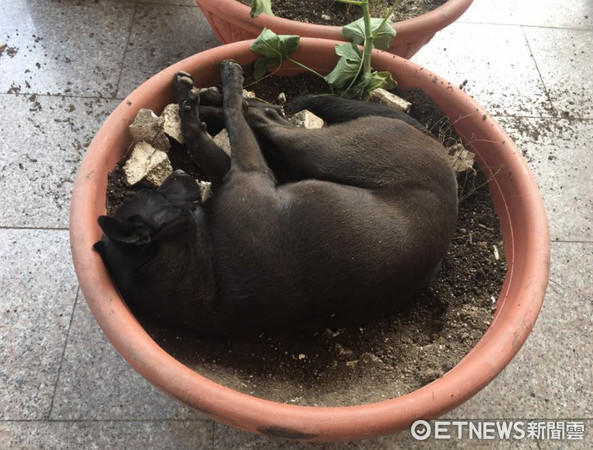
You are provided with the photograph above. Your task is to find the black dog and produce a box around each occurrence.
[94,61,458,335]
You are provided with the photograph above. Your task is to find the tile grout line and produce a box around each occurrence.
[520,25,557,115]
[46,287,81,421]
[491,113,593,122]
[457,20,593,32]
[3,417,591,423]
[0,418,209,423]
[40,0,197,4]
[0,226,69,231]
[552,240,593,244]
[135,1,197,6]
[0,92,125,101]
[113,2,139,99]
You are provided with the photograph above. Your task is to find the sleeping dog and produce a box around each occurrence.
[94,61,458,335]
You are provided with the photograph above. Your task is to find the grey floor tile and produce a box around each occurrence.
[47,0,197,4]
[116,4,219,97]
[213,423,571,449]
[1,0,591,446]
[0,420,213,449]
[0,94,119,228]
[412,23,552,117]
[0,0,135,97]
[460,0,593,29]
[524,27,593,119]
[444,242,593,419]
[0,229,78,420]
[495,116,593,241]
[212,424,401,449]
[137,0,197,5]
[540,243,593,329]
[50,296,203,421]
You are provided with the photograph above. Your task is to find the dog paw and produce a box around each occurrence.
[174,71,194,88]
[179,100,207,140]
[174,72,195,103]
[220,60,243,80]
[198,86,223,106]
[220,60,247,110]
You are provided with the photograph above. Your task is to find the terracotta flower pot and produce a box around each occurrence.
[194,0,473,59]
[70,38,549,441]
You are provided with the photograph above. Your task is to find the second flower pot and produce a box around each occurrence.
[194,0,474,59]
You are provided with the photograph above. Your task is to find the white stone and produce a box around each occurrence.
[199,180,212,202]
[277,92,287,104]
[213,128,231,156]
[369,88,411,112]
[242,89,256,99]
[335,343,353,357]
[145,159,173,187]
[160,103,184,144]
[123,141,172,187]
[128,108,170,152]
[359,352,387,369]
[446,142,475,173]
[289,110,324,129]
[321,14,332,21]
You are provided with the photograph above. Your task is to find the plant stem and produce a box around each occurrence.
[286,56,326,80]
[335,0,364,5]
[361,0,373,74]
[371,0,402,40]
[339,0,372,98]
[341,47,366,97]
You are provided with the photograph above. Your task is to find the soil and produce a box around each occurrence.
[106,141,206,216]
[237,0,448,26]
[105,73,505,406]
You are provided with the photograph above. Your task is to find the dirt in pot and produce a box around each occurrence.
[105,73,505,406]
[236,0,448,26]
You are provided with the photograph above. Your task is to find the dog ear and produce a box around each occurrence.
[97,215,151,245]
[93,240,106,255]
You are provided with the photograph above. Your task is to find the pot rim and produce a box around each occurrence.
[69,38,549,442]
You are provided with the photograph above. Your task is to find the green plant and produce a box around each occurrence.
[249,0,273,18]
[249,0,401,99]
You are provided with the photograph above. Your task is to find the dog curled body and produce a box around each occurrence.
[94,61,458,335]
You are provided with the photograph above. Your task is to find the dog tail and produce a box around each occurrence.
[288,95,430,135]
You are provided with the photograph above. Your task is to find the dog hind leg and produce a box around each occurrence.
[289,95,430,136]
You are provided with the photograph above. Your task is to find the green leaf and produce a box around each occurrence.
[344,72,372,99]
[341,18,366,44]
[369,70,397,92]
[341,17,396,51]
[250,0,274,18]
[324,43,363,91]
[249,29,300,79]
[253,59,269,79]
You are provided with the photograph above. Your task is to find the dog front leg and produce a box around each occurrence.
[174,72,230,188]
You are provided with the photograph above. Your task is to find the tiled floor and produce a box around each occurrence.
[0,0,591,448]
